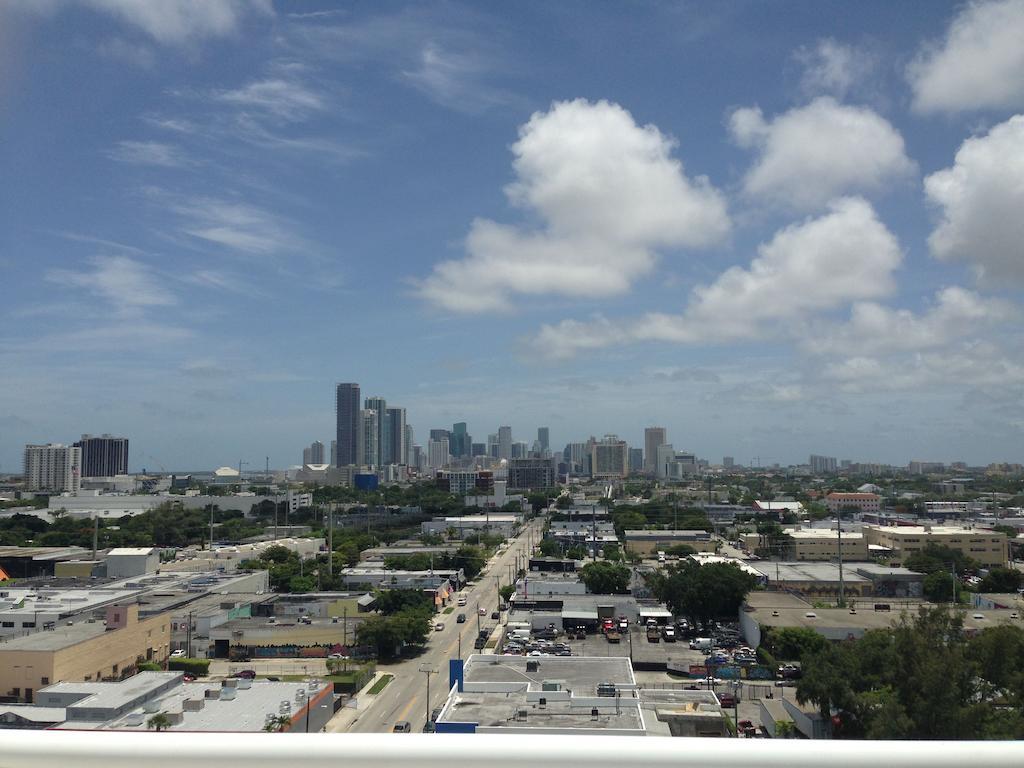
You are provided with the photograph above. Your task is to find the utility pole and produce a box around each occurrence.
[837,512,845,608]
[92,515,99,561]
[209,504,215,550]
[327,505,334,579]
[420,665,436,729]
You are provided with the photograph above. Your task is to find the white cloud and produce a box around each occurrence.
[729,97,915,210]
[45,255,175,315]
[215,77,325,121]
[418,99,730,312]
[77,0,272,45]
[908,0,1024,114]
[167,196,304,256]
[924,114,1024,285]
[804,287,1019,356]
[402,43,515,113]
[107,140,189,167]
[532,197,902,358]
[795,38,876,99]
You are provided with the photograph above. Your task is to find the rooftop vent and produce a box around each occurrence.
[526,661,540,672]
[516,708,528,721]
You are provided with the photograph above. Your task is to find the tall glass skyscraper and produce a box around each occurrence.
[335,383,360,466]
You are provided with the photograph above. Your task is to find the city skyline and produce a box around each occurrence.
[3,2,1024,471]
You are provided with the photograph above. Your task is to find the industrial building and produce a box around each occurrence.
[623,530,716,556]
[862,524,1008,568]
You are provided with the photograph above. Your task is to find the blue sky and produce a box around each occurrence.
[2,0,1024,472]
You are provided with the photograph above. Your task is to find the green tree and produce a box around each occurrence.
[664,544,696,557]
[452,545,486,579]
[922,570,962,602]
[538,538,561,557]
[147,713,172,732]
[262,715,292,732]
[499,584,515,602]
[977,567,1023,593]
[579,561,630,594]
[765,626,829,662]
[651,560,757,627]
[374,589,433,615]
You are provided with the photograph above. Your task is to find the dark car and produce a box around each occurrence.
[474,637,487,649]
[232,669,257,679]
[491,611,500,620]
[457,613,467,623]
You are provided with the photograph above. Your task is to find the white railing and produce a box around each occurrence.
[1,731,1022,768]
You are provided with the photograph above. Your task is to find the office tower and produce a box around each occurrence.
[74,434,128,477]
[309,440,324,464]
[428,438,450,470]
[487,434,498,458]
[497,426,512,461]
[644,427,667,474]
[24,443,82,493]
[723,456,735,469]
[451,422,471,458]
[471,442,487,457]
[385,407,406,465]
[364,396,388,466]
[330,440,337,467]
[566,442,588,473]
[591,435,628,479]
[335,383,360,466]
[302,445,312,465]
[430,428,451,442]
[411,444,424,471]
[359,409,379,467]
[511,441,528,459]
[404,425,415,466]
[629,447,643,474]
[655,444,675,479]
[537,427,550,452]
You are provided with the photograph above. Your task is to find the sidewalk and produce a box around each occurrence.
[323,671,391,733]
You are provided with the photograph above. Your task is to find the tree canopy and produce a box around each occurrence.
[797,608,1024,739]
[649,560,757,627]
[579,561,630,594]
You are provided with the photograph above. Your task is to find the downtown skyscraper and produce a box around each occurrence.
[335,383,360,467]
[644,427,667,474]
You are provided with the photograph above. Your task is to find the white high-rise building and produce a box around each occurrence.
[428,438,450,470]
[24,443,82,493]
[644,427,667,474]
[655,444,675,479]
[497,426,512,461]
[359,409,379,468]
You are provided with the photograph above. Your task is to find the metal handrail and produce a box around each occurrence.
[1,731,1022,768]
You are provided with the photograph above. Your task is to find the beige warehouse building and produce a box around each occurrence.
[863,525,1007,568]
[0,603,170,703]
[741,529,868,561]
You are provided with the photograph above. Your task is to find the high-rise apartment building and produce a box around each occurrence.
[810,454,838,473]
[537,427,550,453]
[428,438,450,470]
[497,426,512,461]
[644,427,667,474]
[74,434,128,477]
[487,434,499,458]
[591,435,628,479]
[330,440,337,467]
[404,425,415,466]
[335,383,360,467]
[655,444,675,479]
[364,397,388,466]
[385,407,406,465]
[24,443,82,493]
[512,441,528,459]
[310,440,324,464]
[359,409,379,467]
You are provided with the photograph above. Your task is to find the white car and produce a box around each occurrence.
[170,649,186,658]
[434,622,445,631]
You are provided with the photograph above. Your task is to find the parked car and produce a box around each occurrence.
[491,611,500,620]
[718,692,736,707]
[434,622,445,631]
[393,721,411,733]
[662,627,676,642]
[170,649,186,659]
[478,607,487,615]
[457,613,467,623]
[232,669,257,679]
[474,637,487,649]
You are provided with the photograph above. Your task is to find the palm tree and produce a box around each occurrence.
[146,713,172,732]
[263,715,292,732]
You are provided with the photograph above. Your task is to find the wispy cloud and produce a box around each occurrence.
[45,255,175,315]
[107,140,192,167]
[76,0,273,46]
[402,42,517,113]
[163,194,307,256]
[214,75,326,121]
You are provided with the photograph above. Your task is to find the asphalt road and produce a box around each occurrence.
[344,516,545,733]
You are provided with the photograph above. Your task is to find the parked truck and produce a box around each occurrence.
[646,626,661,643]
